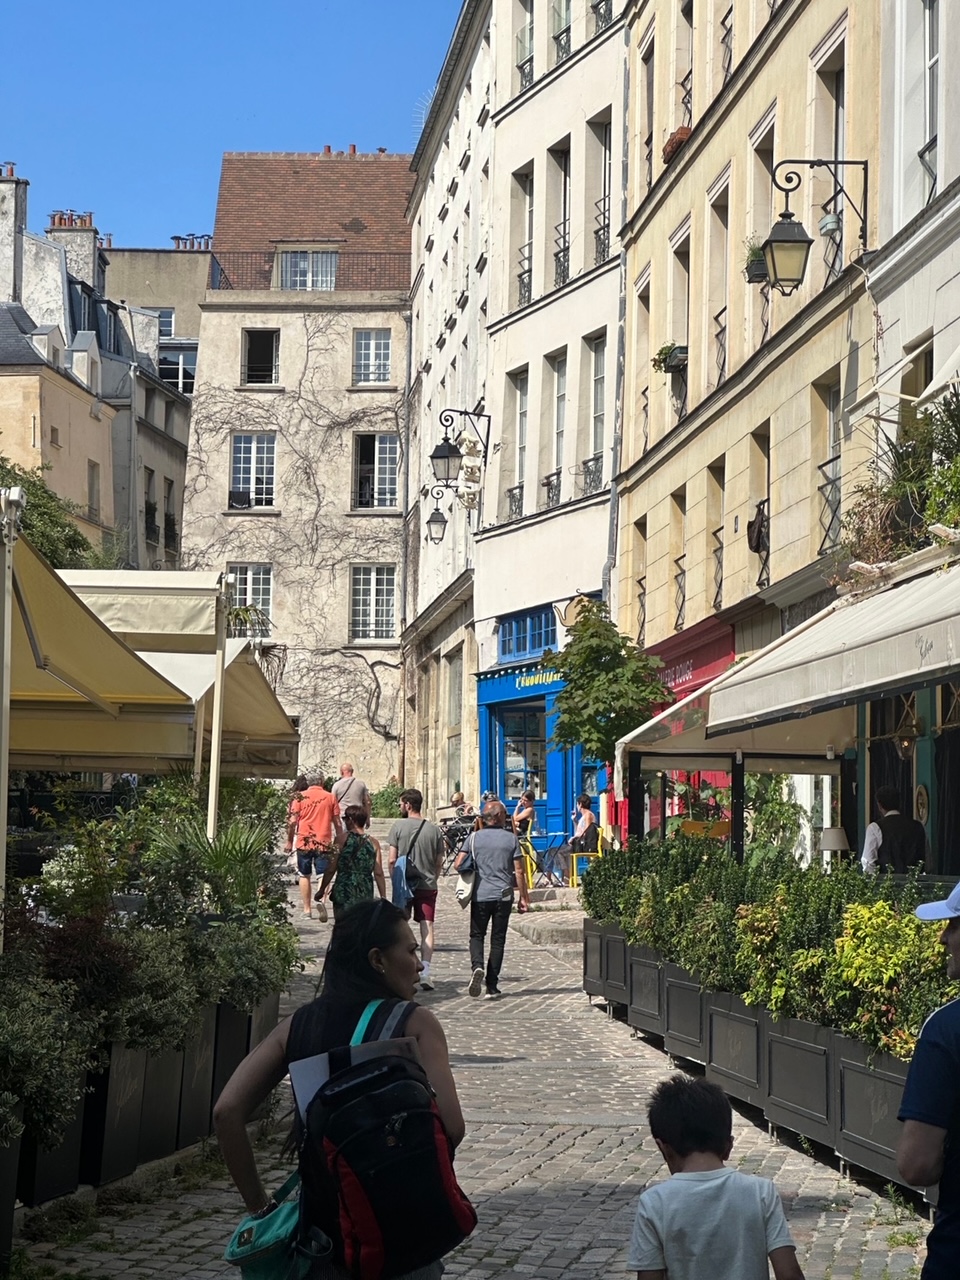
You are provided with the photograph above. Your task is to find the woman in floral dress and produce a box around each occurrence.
[315,804,386,917]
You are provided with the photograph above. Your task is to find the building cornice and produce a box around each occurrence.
[402,568,474,645]
[866,175,960,300]
[616,266,866,490]
[486,256,619,336]
[199,292,410,314]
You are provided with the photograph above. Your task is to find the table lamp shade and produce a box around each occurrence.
[820,827,851,852]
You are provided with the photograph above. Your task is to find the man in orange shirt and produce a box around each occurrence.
[284,774,343,919]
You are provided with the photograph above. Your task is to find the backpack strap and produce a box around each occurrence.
[349,999,384,1046]
[379,1000,415,1040]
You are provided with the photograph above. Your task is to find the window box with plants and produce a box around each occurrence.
[743,235,768,283]
[652,342,689,374]
[578,831,954,1191]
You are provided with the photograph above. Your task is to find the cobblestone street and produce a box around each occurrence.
[18,879,929,1279]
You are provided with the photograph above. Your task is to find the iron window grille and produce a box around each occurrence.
[517,241,533,306]
[920,138,938,206]
[517,23,534,89]
[542,470,561,508]
[594,193,610,264]
[641,386,649,451]
[818,454,842,555]
[644,133,654,191]
[553,25,571,63]
[636,576,647,647]
[674,555,686,631]
[673,368,688,422]
[680,69,693,128]
[712,527,724,611]
[591,0,612,34]
[714,307,728,385]
[554,220,570,287]
[752,498,771,589]
[582,454,603,495]
[759,283,771,345]
[164,513,179,551]
[720,8,734,85]
[507,484,524,520]
[552,0,572,62]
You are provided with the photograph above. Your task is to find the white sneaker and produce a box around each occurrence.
[468,967,484,998]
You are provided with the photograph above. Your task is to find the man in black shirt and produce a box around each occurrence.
[861,785,926,874]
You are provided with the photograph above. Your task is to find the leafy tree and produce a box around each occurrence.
[0,455,93,568]
[539,597,671,765]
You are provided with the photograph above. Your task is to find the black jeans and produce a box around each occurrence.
[469,896,513,990]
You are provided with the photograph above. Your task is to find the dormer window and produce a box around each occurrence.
[277,248,338,291]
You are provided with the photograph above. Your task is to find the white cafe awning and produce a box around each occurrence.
[58,570,223,652]
[709,556,960,736]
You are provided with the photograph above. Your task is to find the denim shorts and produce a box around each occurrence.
[296,850,330,877]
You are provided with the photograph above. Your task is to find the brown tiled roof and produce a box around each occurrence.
[212,152,415,254]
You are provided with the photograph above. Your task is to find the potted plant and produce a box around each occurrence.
[652,342,689,374]
[662,125,692,164]
[743,236,768,283]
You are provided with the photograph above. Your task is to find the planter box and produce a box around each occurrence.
[764,1016,835,1148]
[0,1130,22,1277]
[745,258,768,283]
[17,1086,86,1207]
[663,345,689,372]
[706,992,765,1108]
[663,963,706,1063]
[627,945,664,1035]
[662,126,692,163]
[211,1003,253,1111]
[583,918,603,996]
[250,992,281,1050]
[177,1004,217,1149]
[79,1043,148,1187]
[138,1048,185,1166]
[834,1034,911,1186]
[602,926,629,1006]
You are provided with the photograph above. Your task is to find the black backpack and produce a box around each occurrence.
[296,999,476,1280]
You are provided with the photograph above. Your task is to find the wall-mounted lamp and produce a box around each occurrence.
[762,158,869,296]
[894,719,923,761]
[425,490,449,545]
[426,408,492,544]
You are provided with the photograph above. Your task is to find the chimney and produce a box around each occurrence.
[349,144,356,155]
[46,208,101,289]
[0,163,29,304]
[323,145,332,155]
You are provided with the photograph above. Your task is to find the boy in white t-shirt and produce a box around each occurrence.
[629,1075,805,1280]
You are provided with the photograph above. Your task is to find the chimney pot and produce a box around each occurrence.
[378,147,387,154]
[349,143,356,155]
[4,163,14,178]
[323,145,332,155]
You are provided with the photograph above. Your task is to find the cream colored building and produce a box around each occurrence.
[616,0,880,710]
[182,152,414,781]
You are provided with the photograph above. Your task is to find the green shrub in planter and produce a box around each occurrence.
[580,841,648,923]
[208,914,301,1014]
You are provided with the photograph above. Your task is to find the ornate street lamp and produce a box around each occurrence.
[426,491,449,545]
[425,408,492,545]
[429,434,463,486]
[762,158,869,297]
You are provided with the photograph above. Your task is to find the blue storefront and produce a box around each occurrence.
[476,606,603,847]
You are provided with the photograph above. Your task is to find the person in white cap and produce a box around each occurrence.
[896,881,960,1279]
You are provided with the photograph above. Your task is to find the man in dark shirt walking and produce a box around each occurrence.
[897,882,960,1279]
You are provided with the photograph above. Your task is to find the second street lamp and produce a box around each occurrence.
[762,157,869,297]
[762,212,814,297]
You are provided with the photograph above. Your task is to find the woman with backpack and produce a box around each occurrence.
[315,805,387,917]
[214,899,468,1279]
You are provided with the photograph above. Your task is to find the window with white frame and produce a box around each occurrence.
[350,566,396,641]
[228,564,272,637]
[516,369,529,483]
[921,0,939,204]
[592,336,606,455]
[353,434,399,509]
[230,433,276,508]
[157,308,175,338]
[279,250,338,291]
[553,354,567,468]
[353,329,392,384]
[158,346,197,395]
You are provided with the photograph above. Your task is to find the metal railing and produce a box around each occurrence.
[920,137,938,206]
[517,241,533,306]
[86,505,100,525]
[636,576,647,647]
[818,454,842,555]
[352,363,393,386]
[582,454,603,495]
[209,251,410,292]
[554,25,572,63]
[760,282,771,344]
[594,194,610,264]
[754,498,771,589]
[644,133,653,191]
[164,515,179,552]
[518,56,534,89]
[145,520,160,545]
[674,555,686,631]
[592,0,613,34]
[507,484,524,520]
[712,526,724,611]
[720,8,734,84]
[714,306,728,385]
[241,359,279,385]
[680,69,693,128]
[641,386,649,451]
[542,470,561,508]
[673,369,688,422]
[554,220,570,288]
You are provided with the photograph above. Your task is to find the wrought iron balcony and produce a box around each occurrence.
[720,8,734,84]
[145,519,160,545]
[518,56,534,90]
[554,25,571,63]
[641,386,649,451]
[542,469,561,508]
[507,484,524,521]
[712,526,724,612]
[592,0,613,34]
[516,23,534,89]
[680,69,693,128]
[517,241,533,307]
[818,454,842,555]
[554,221,570,288]
[673,369,688,422]
[644,133,653,191]
[674,555,686,631]
[750,498,771,589]
[582,454,603,495]
[636,576,647,648]
[164,513,179,552]
[714,306,728,385]
[920,136,938,206]
[594,194,610,264]
[760,282,771,344]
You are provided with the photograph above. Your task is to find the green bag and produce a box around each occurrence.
[223,1171,312,1280]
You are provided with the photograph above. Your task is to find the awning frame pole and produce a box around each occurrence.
[193,690,206,782]
[206,583,229,841]
[0,488,26,952]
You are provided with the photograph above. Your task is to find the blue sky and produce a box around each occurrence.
[2,0,461,247]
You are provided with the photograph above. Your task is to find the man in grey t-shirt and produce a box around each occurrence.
[387,788,444,990]
[454,800,529,999]
[332,763,371,818]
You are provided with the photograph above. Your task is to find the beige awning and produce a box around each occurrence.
[58,569,223,652]
[709,557,960,735]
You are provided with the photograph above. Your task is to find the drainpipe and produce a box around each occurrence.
[398,309,414,784]
[119,301,139,568]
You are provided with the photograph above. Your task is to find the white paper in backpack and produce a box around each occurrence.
[288,1036,423,1120]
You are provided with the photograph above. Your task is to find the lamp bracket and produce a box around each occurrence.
[772,158,869,248]
[438,408,490,468]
